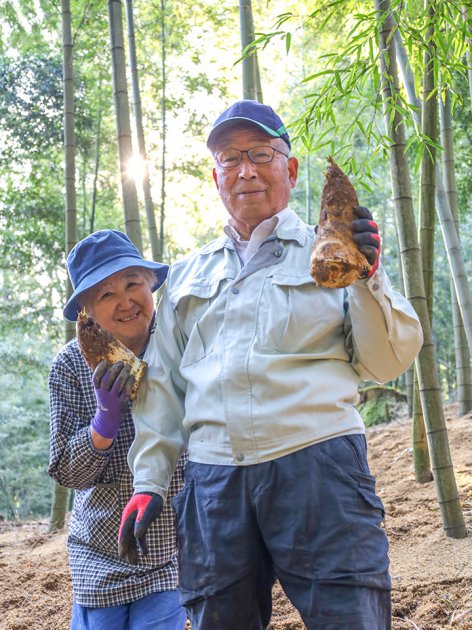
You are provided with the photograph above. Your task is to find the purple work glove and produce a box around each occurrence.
[91,360,135,439]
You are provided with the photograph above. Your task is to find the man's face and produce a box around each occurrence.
[212,126,298,239]
[85,267,155,355]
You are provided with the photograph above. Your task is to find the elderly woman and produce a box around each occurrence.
[48,229,187,630]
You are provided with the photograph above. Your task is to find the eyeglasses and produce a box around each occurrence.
[214,146,289,168]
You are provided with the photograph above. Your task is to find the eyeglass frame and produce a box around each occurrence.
[214,145,290,169]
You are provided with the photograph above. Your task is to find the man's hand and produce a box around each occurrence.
[118,492,164,564]
[352,206,381,278]
[91,360,134,440]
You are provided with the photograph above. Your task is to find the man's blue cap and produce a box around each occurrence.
[207,100,291,150]
[63,229,169,322]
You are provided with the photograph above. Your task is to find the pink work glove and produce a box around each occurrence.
[118,492,164,564]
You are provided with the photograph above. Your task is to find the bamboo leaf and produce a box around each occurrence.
[285,32,291,54]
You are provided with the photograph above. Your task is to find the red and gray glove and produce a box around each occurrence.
[118,492,164,564]
[91,360,134,439]
[352,206,381,278]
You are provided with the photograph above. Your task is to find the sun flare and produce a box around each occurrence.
[125,154,147,183]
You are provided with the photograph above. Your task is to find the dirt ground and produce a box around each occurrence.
[1,404,472,630]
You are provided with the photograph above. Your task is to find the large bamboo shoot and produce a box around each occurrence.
[310,158,372,288]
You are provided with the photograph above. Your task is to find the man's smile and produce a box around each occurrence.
[236,189,266,196]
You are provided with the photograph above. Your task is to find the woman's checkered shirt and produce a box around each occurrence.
[48,338,186,607]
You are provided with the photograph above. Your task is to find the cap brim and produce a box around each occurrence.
[207,118,290,149]
[63,258,169,321]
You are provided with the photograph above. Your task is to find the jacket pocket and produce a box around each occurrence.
[259,272,343,354]
[170,280,221,367]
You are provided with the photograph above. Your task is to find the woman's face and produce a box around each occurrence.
[85,267,155,355]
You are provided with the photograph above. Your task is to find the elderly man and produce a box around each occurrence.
[119,101,423,629]
[48,229,187,630]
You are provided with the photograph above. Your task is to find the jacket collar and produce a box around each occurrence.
[200,208,308,256]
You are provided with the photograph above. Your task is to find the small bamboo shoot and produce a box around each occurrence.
[76,310,146,400]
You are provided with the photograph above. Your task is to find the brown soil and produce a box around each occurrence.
[1,404,472,630]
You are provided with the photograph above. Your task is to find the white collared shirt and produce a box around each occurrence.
[224,206,292,265]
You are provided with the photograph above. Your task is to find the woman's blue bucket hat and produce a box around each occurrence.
[63,229,169,322]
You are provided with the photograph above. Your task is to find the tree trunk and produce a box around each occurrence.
[375,0,466,538]
[49,482,69,533]
[419,0,436,327]
[108,0,143,252]
[405,364,413,418]
[90,76,103,234]
[413,376,432,483]
[395,25,472,397]
[50,0,76,532]
[414,0,436,484]
[465,6,472,106]
[239,0,260,101]
[62,0,77,342]
[305,154,312,224]
[394,30,418,114]
[158,0,166,261]
[435,167,472,355]
[440,91,472,414]
[394,24,427,474]
[394,227,415,417]
[255,52,263,103]
[125,0,160,261]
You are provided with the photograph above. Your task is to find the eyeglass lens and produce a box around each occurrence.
[216,146,276,168]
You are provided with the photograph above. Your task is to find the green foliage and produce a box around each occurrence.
[357,383,408,427]
[249,0,472,186]
[0,338,53,520]
[0,401,51,520]
[0,54,64,160]
[357,397,393,428]
[452,74,472,216]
